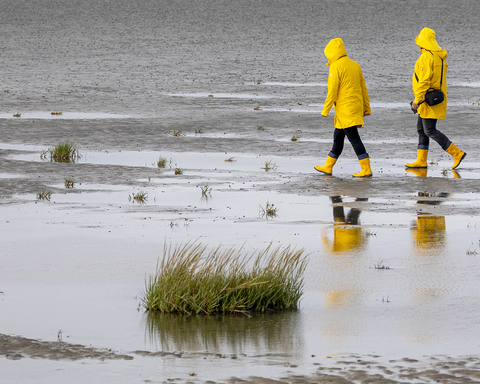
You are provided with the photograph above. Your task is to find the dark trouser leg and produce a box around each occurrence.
[344,126,368,159]
[417,116,451,150]
[329,128,346,159]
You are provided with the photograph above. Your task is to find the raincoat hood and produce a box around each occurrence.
[324,37,347,66]
[415,27,442,51]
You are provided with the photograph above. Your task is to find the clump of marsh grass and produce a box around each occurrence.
[129,191,148,204]
[374,260,390,270]
[174,168,183,175]
[195,128,203,134]
[37,190,52,201]
[157,156,167,168]
[418,190,436,197]
[200,184,212,197]
[64,177,75,188]
[291,134,300,142]
[259,201,277,219]
[171,130,185,137]
[142,242,308,315]
[224,157,235,162]
[257,124,264,131]
[261,158,276,171]
[13,112,21,117]
[41,140,80,163]
[51,110,63,115]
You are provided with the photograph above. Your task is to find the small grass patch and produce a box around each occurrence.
[157,156,167,168]
[174,168,183,175]
[13,112,21,117]
[41,140,80,163]
[142,242,308,315]
[37,190,52,201]
[257,124,264,131]
[441,168,449,176]
[259,201,277,219]
[224,157,235,162]
[171,130,185,137]
[374,260,390,270]
[418,190,436,197]
[290,134,300,142]
[261,158,276,171]
[129,191,148,204]
[64,177,75,188]
[195,128,203,134]
[51,110,63,115]
[200,184,212,197]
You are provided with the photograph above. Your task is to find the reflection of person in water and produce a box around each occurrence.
[412,193,448,251]
[406,168,461,178]
[321,196,368,253]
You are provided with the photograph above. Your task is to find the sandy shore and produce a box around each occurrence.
[3,332,480,383]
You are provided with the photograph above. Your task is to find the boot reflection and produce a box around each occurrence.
[413,194,448,251]
[406,168,428,177]
[412,214,446,250]
[451,170,461,179]
[322,196,368,253]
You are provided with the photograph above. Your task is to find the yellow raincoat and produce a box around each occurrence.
[412,28,448,120]
[321,38,371,129]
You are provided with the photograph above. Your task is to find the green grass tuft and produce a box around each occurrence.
[261,158,276,171]
[41,140,80,163]
[157,156,167,168]
[142,242,308,315]
[64,177,75,188]
[259,201,277,219]
[129,191,148,203]
[37,190,52,201]
[200,184,212,197]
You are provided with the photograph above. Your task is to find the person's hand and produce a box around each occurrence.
[411,102,418,110]
[363,112,371,117]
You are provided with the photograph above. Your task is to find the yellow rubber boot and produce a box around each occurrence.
[405,149,428,168]
[445,143,466,169]
[353,157,372,178]
[314,155,337,175]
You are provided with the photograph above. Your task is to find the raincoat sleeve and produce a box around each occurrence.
[361,71,371,115]
[321,66,339,116]
[413,54,433,105]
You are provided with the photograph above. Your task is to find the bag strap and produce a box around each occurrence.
[417,54,443,106]
[439,58,443,86]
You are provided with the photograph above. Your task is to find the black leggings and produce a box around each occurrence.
[330,126,368,160]
[416,116,451,150]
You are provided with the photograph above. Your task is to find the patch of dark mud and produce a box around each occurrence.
[225,354,480,384]
[0,333,133,361]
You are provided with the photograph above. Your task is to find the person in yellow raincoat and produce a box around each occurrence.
[314,38,372,177]
[407,27,466,170]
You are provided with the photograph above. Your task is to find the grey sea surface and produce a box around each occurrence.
[1,0,480,383]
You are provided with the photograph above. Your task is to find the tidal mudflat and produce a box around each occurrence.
[2,0,480,383]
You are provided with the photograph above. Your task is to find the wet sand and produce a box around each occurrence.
[3,332,480,383]
[2,0,480,382]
